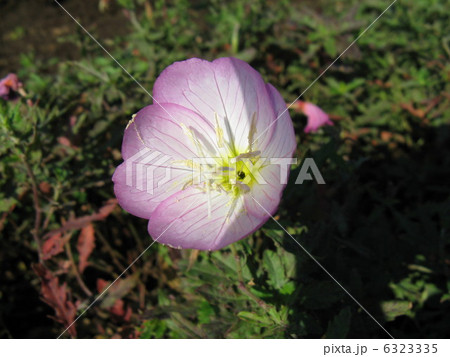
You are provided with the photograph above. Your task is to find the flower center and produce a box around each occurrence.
[173,112,265,217]
[206,150,262,196]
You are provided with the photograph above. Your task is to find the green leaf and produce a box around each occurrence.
[237,311,272,325]
[263,250,287,289]
[139,319,167,339]
[100,273,139,308]
[325,307,352,338]
[302,281,343,309]
[279,281,295,296]
[197,300,215,325]
[0,197,17,213]
[380,300,413,321]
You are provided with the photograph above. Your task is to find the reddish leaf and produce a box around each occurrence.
[42,233,69,260]
[97,282,134,321]
[97,199,117,219]
[266,54,283,74]
[400,103,425,118]
[44,199,117,239]
[33,264,77,337]
[110,300,133,321]
[57,136,73,147]
[110,299,125,316]
[69,115,77,127]
[77,224,95,273]
[97,278,109,293]
[39,182,52,194]
[123,305,132,322]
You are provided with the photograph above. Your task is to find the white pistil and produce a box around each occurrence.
[214,112,225,148]
[221,114,237,155]
[126,113,137,130]
[180,123,210,159]
[248,112,257,152]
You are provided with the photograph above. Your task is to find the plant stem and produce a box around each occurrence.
[64,241,93,297]
[23,158,43,262]
[95,229,126,271]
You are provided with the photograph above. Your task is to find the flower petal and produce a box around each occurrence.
[244,163,286,218]
[153,57,276,152]
[114,103,222,219]
[112,161,191,219]
[147,187,266,250]
[262,83,297,158]
[303,102,333,133]
[121,103,218,161]
[0,73,21,101]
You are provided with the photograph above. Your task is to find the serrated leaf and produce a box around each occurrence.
[211,251,251,280]
[77,224,95,273]
[263,250,287,289]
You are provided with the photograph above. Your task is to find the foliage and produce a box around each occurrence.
[0,0,449,338]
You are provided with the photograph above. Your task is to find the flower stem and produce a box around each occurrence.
[22,157,42,262]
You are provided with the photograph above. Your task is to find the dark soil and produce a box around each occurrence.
[0,0,130,73]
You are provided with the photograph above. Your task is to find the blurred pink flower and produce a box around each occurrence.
[0,73,22,101]
[294,101,333,133]
[112,58,296,250]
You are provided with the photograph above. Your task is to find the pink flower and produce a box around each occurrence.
[0,73,22,101]
[295,101,333,133]
[112,58,296,250]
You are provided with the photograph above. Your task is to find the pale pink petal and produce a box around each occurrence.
[243,163,286,218]
[153,57,276,152]
[114,103,220,219]
[303,102,333,133]
[147,187,266,250]
[112,161,191,219]
[262,83,297,158]
[121,103,218,161]
[239,84,295,218]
